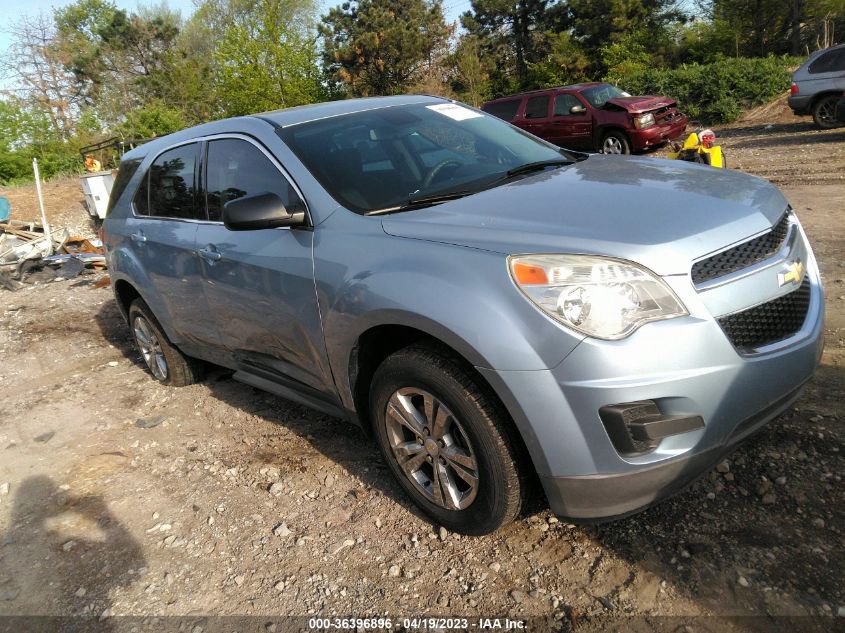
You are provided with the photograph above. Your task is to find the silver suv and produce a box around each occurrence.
[104,96,824,534]
[788,44,845,128]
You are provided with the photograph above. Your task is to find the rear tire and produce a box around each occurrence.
[812,95,841,129]
[128,298,203,387]
[369,343,530,535]
[600,130,631,154]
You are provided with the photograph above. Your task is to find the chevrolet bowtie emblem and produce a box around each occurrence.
[778,260,804,287]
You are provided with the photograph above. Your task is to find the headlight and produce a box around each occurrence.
[508,254,688,340]
[634,112,655,129]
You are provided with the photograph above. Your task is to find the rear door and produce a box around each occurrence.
[519,94,552,140]
[124,141,217,349]
[195,135,333,396]
[547,92,593,149]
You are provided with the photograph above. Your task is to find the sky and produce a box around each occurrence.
[0,0,473,82]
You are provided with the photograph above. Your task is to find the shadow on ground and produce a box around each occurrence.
[0,475,146,629]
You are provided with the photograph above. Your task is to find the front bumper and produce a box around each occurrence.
[542,383,805,520]
[479,220,824,520]
[630,114,689,151]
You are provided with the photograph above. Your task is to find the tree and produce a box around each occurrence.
[52,0,182,127]
[699,0,845,57]
[526,31,590,89]
[321,0,451,96]
[0,13,85,139]
[565,0,687,54]
[214,0,322,115]
[460,0,556,92]
[451,36,491,106]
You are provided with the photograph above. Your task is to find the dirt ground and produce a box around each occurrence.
[0,105,843,632]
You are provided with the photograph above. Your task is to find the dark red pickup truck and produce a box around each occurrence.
[482,82,688,155]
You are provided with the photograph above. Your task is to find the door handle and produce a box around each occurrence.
[130,232,147,243]
[198,246,222,263]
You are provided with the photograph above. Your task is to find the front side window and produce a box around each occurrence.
[524,95,550,119]
[279,101,571,214]
[147,143,199,219]
[205,138,305,223]
[554,94,582,116]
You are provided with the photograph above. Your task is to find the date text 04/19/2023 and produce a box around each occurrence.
[307,617,527,630]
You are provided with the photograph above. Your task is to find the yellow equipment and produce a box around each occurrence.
[668,129,725,168]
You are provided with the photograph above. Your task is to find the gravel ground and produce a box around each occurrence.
[0,110,843,632]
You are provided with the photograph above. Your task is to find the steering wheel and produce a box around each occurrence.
[422,159,462,189]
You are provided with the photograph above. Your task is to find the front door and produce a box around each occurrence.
[547,93,593,150]
[196,136,334,396]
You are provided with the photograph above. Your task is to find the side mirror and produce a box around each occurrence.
[223,192,306,231]
[570,105,587,115]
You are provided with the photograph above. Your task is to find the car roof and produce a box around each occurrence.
[486,83,606,103]
[121,95,449,162]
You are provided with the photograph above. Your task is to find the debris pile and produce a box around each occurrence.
[0,221,106,291]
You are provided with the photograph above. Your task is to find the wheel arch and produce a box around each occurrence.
[594,125,631,151]
[348,321,545,483]
[809,90,843,108]
[113,278,142,321]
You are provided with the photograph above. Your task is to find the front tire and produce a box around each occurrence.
[812,95,841,129]
[370,344,530,534]
[128,299,203,387]
[600,130,631,154]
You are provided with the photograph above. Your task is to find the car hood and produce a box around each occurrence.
[381,156,789,277]
[607,96,676,113]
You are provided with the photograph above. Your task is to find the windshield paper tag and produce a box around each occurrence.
[426,103,483,121]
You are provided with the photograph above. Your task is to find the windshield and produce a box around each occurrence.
[580,84,631,108]
[278,101,570,214]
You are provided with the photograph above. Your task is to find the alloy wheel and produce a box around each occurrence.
[133,315,168,381]
[817,99,837,126]
[384,388,479,510]
[602,136,624,154]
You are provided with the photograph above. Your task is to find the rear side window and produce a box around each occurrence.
[524,95,550,119]
[147,143,200,219]
[205,138,305,223]
[808,48,845,74]
[482,99,520,121]
[105,157,141,217]
[554,94,582,116]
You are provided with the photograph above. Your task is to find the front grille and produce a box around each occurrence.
[692,213,791,284]
[717,277,811,350]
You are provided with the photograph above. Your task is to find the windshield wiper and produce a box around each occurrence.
[483,159,574,190]
[365,190,472,216]
[506,159,573,178]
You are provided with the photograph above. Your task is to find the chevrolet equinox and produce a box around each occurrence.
[104,96,824,534]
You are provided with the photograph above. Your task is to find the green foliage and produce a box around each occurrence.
[461,0,557,92]
[321,0,450,97]
[608,56,801,123]
[215,0,321,115]
[525,31,590,89]
[0,99,82,185]
[600,34,652,85]
[450,36,491,106]
[565,0,686,52]
[115,101,187,139]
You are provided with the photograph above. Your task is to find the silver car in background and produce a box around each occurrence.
[788,44,845,128]
[103,96,824,534]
